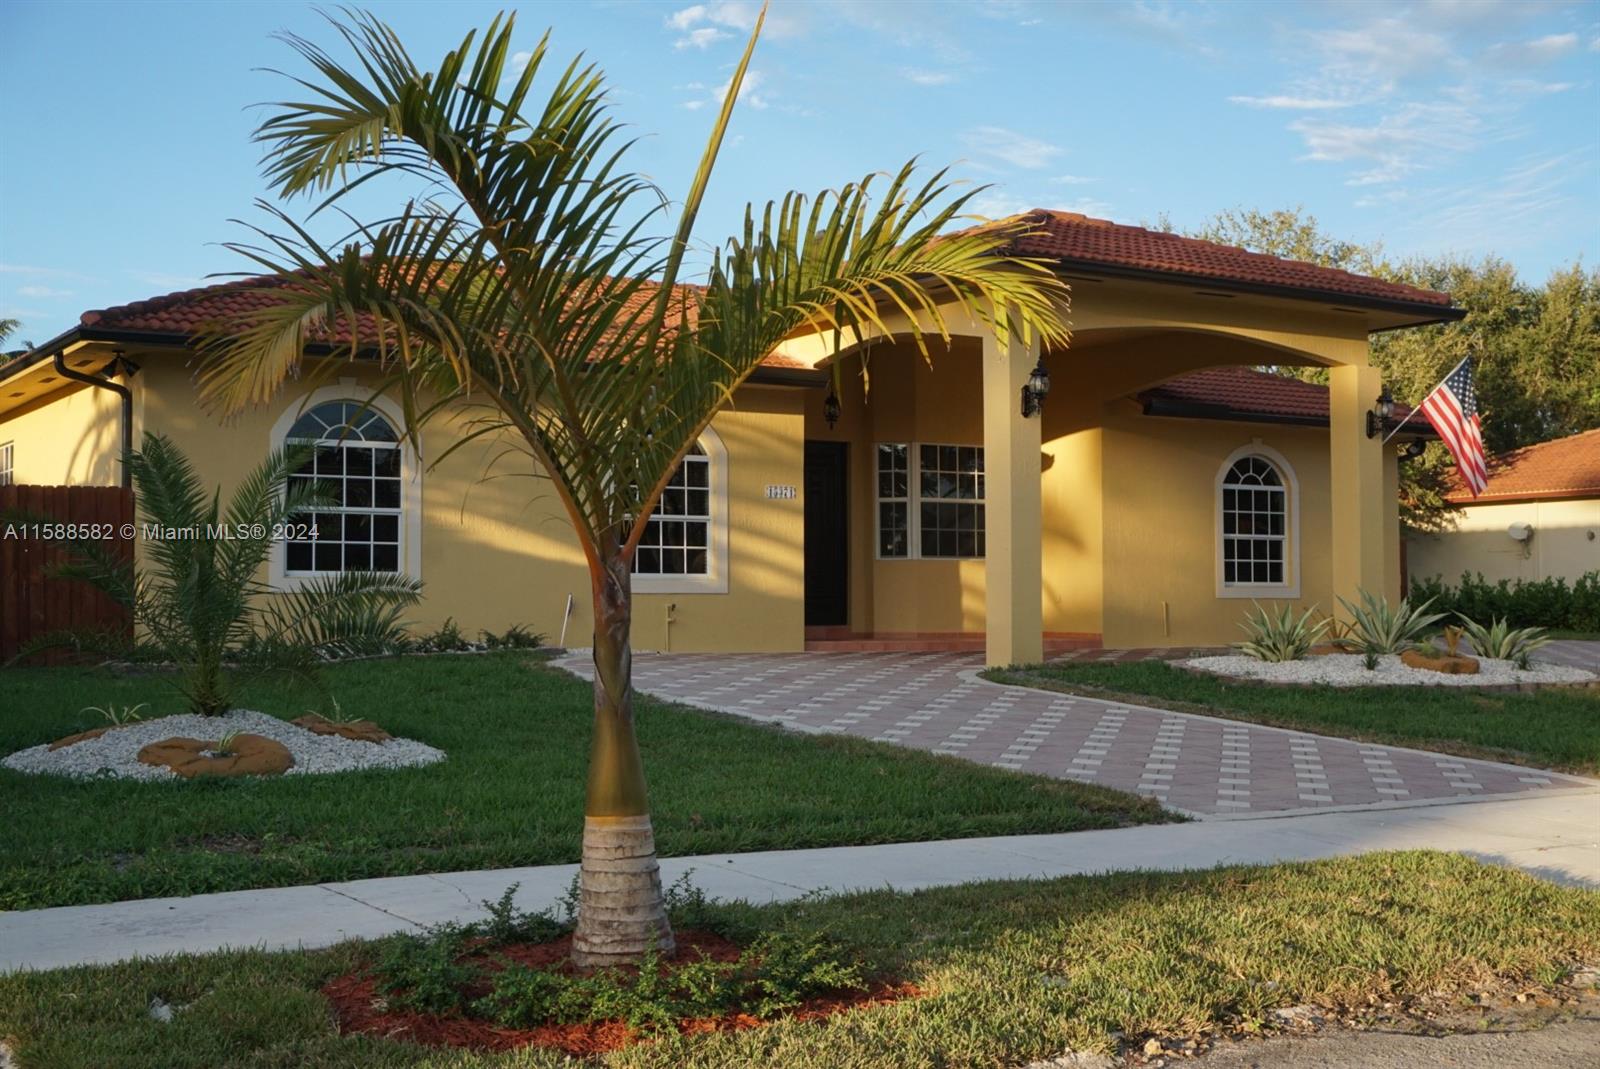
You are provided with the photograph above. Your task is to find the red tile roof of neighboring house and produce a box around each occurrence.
[77,274,809,369]
[1445,428,1600,504]
[1011,211,1454,311]
[1140,365,1424,432]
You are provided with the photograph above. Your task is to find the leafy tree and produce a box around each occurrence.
[44,433,421,714]
[198,10,1069,965]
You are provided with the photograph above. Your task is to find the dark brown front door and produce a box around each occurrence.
[804,441,849,627]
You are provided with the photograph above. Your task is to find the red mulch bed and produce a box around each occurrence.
[322,929,918,1056]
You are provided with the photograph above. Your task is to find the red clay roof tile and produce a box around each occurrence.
[1012,211,1454,310]
[1445,428,1600,503]
[1140,365,1422,430]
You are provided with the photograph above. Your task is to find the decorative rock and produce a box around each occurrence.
[291,714,392,744]
[47,727,111,752]
[137,734,295,778]
[1400,649,1480,675]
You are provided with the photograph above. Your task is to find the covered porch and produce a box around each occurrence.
[778,275,1406,667]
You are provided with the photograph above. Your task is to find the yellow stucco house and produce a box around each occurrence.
[0,212,1457,665]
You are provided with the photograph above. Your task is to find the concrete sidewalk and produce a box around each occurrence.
[4,791,1595,974]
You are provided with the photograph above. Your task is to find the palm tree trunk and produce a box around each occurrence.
[571,549,675,968]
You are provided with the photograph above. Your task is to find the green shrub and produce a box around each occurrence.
[481,624,545,650]
[472,962,570,1028]
[1337,591,1446,655]
[1411,571,1600,632]
[742,929,867,1017]
[478,883,566,946]
[1459,615,1552,663]
[1236,603,1329,663]
[374,924,478,1015]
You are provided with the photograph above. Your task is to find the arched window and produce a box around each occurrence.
[283,401,403,574]
[1220,454,1289,588]
[634,443,711,577]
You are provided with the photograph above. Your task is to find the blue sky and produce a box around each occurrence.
[3,0,1597,344]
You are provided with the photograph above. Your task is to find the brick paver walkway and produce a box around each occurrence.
[557,651,1597,819]
[1537,639,1600,672]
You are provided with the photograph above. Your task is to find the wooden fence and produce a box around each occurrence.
[0,485,134,663]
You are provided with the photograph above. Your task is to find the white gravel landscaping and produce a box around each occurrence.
[1,709,446,781]
[1183,652,1597,688]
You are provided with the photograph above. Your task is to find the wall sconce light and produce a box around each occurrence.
[1366,386,1396,438]
[822,387,841,429]
[1020,357,1051,418]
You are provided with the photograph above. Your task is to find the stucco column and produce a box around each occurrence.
[1328,364,1387,618]
[982,328,1044,666]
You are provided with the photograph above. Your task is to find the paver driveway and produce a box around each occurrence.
[557,651,1597,818]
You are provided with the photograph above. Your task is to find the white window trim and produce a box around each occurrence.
[875,441,987,561]
[266,385,423,591]
[632,424,729,595]
[1215,441,1300,599]
[0,441,12,486]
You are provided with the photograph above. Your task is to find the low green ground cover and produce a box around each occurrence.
[0,652,1166,910]
[989,660,1600,774]
[2,852,1595,1067]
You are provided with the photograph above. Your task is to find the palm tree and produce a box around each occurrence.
[200,8,1070,966]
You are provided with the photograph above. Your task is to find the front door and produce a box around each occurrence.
[804,441,849,627]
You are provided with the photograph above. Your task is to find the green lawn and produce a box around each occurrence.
[988,660,1600,775]
[0,652,1167,910]
[2,851,1595,1068]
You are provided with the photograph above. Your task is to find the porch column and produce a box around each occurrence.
[982,328,1044,666]
[1328,364,1387,618]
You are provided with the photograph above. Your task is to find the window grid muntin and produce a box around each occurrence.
[1221,456,1286,586]
[876,442,986,560]
[875,444,910,558]
[633,445,711,577]
[284,402,403,575]
[0,441,12,486]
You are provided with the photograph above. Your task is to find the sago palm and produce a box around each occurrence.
[55,432,422,714]
[199,8,1071,965]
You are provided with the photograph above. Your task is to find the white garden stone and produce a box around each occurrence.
[1183,652,1596,688]
[1,708,445,781]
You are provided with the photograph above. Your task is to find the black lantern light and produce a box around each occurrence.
[822,387,842,429]
[1366,385,1396,438]
[1399,439,1426,461]
[1020,356,1051,418]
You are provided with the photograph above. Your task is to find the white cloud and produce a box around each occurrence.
[961,126,1062,170]
[0,263,91,280]
[511,50,533,74]
[1050,197,1114,219]
[16,285,71,299]
[675,27,730,50]
[1483,32,1579,66]
[900,67,953,86]
[1290,100,1479,186]
[1229,95,1352,110]
[965,191,1034,220]
[684,69,769,111]
[130,271,204,291]
[665,2,800,48]
[1050,174,1096,185]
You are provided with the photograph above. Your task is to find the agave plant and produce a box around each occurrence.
[49,432,422,715]
[1459,615,1551,664]
[1236,602,1330,663]
[1335,590,1446,655]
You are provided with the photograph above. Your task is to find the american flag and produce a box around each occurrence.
[1419,357,1487,497]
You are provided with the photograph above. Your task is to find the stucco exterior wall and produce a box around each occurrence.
[1407,498,1600,586]
[1100,411,1340,647]
[0,381,124,486]
[129,355,807,653]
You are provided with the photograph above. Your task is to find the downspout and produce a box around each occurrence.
[52,350,137,489]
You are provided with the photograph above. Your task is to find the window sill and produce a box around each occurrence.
[1217,583,1300,600]
[632,574,728,595]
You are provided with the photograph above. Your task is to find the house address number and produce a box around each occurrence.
[764,484,798,500]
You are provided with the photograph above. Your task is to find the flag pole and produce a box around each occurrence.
[1381,355,1470,445]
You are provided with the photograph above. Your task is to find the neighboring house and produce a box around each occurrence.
[1407,428,1600,586]
[0,211,1455,662]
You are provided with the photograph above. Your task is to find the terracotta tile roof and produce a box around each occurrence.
[78,274,808,369]
[1446,428,1600,503]
[1011,211,1454,310]
[1139,365,1423,430]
